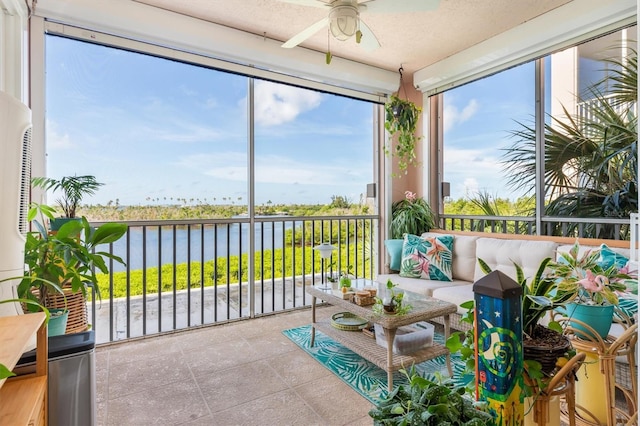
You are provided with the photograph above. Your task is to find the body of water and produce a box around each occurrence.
[107,220,298,272]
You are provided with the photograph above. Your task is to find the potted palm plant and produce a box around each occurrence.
[18,203,127,334]
[31,175,104,230]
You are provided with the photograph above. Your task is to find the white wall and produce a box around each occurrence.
[0,0,29,102]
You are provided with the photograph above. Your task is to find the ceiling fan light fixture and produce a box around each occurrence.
[329,4,359,41]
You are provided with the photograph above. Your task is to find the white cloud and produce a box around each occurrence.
[252,81,322,126]
[46,120,73,149]
[462,178,479,198]
[443,99,479,133]
[176,152,364,186]
[153,122,224,143]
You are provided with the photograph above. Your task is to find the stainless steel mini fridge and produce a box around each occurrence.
[17,330,96,426]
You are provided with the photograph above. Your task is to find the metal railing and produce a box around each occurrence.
[439,214,632,240]
[89,215,378,344]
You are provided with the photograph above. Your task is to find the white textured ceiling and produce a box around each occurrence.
[133,0,573,75]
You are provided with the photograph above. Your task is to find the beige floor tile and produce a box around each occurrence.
[106,334,184,366]
[106,378,209,425]
[95,349,110,372]
[108,351,193,399]
[95,366,109,403]
[195,359,289,413]
[170,323,245,350]
[97,306,375,426]
[181,338,262,377]
[266,348,331,387]
[295,374,374,425]
[243,328,300,357]
[208,389,324,426]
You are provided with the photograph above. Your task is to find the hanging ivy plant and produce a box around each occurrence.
[384,94,422,176]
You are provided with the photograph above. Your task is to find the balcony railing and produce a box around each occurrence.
[89,214,378,344]
[439,214,632,240]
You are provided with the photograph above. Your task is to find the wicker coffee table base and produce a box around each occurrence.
[306,284,457,391]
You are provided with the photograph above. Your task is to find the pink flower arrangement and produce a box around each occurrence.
[404,191,417,202]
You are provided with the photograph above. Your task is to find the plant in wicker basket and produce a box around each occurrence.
[477,258,574,376]
[18,203,127,333]
[447,258,576,399]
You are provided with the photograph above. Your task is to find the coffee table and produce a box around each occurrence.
[306,279,457,391]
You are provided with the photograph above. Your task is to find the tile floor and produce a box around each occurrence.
[96,305,373,425]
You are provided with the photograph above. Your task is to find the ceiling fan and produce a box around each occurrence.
[279,0,441,52]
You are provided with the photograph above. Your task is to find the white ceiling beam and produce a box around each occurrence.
[414,0,637,95]
[33,0,399,97]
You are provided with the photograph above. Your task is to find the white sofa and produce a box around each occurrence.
[378,231,632,317]
[377,230,636,388]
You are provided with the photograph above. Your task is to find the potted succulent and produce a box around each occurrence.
[31,175,104,230]
[18,203,127,334]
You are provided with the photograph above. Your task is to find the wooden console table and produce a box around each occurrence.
[306,281,457,391]
[0,312,48,425]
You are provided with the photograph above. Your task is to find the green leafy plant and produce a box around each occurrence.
[550,240,632,306]
[373,280,412,315]
[368,366,494,425]
[385,94,422,176]
[18,203,127,311]
[390,191,435,239]
[477,257,573,336]
[32,175,104,218]
[502,49,637,239]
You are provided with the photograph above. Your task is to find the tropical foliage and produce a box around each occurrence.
[550,241,633,306]
[501,48,638,239]
[390,191,436,239]
[19,204,127,310]
[385,94,422,175]
[32,175,104,218]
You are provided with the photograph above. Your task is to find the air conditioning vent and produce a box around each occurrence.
[19,126,32,235]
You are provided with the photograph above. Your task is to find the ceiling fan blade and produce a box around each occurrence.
[282,17,329,48]
[358,20,380,51]
[276,0,329,8]
[360,0,440,14]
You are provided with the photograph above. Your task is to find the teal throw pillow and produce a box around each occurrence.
[384,239,404,272]
[598,244,629,270]
[399,234,454,281]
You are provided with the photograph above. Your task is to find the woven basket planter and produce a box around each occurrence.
[524,335,571,374]
[42,286,89,334]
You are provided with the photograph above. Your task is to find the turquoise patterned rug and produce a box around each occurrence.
[282,325,466,405]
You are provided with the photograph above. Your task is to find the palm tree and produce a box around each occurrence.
[502,48,637,239]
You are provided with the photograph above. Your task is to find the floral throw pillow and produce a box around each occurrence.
[399,234,454,281]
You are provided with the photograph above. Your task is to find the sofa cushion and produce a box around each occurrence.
[400,234,453,281]
[555,244,630,262]
[384,239,404,272]
[424,232,478,282]
[474,238,557,282]
[432,284,474,315]
[378,274,471,297]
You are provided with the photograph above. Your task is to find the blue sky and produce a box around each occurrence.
[443,61,536,200]
[45,34,535,207]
